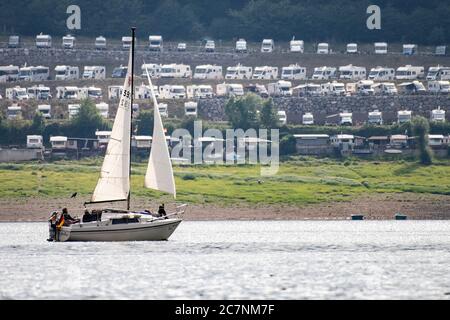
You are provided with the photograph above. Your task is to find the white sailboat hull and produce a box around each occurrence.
[54,218,182,242]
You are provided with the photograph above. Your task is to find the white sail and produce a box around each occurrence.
[144,66,177,198]
[92,49,133,202]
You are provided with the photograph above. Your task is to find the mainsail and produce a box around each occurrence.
[144,67,177,198]
[91,49,133,202]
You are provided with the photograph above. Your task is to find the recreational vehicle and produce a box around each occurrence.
[426,66,450,81]
[193,65,223,80]
[8,36,20,48]
[160,64,192,78]
[244,84,269,98]
[96,103,109,119]
[62,35,75,49]
[135,84,159,100]
[112,66,128,78]
[346,43,358,54]
[430,107,446,122]
[317,43,329,54]
[397,110,412,123]
[7,105,22,120]
[68,104,81,119]
[0,65,20,83]
[312,67,337,80]
[403,44,417,55]
[268,81,292,97]
[79,87,103,100]
[56,86,79,100]
[55,65,79,80]
[19,66,50,82]
[281,64,307,80]
[356,80,375,95]
[252,66,278,80]
[177,43,187,52]
[373,82,398,95]
[122,36,132,50]
[82,66,106,80]
[368,67,395,81]
[302,113,314,125]
[186,85,214,99]
[339,112,353,126]
[293,84,322,97]
[339,65,366,80]
[149,35,163,51]
[216,83,244,97]
[141,64,161,78]
[368,110,383,125]
[395,65,425,80]
[27,135,43,149]
[95,36,107,50]
[36,33,52,48]
[96,131,112,148]
[278,111,287,125]
[6,87,29,100]
[261,39,274,53]
[37,104,52,119]
[236,39,247,53]
[374,42,388,54]
[428,81,450,94]
[158,104,169,117]
[321,81,346,96]
[290,38,304,53]
[185,102,198,117]
[225,64,252,80]
[398,81,426,94]
[205,40,215,52]
[159,85,187,99]
[27,85,52,100]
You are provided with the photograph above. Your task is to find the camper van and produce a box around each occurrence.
[356,80,375,95]
[281,64,307,80]
[268,81,292,97]
[68,104,81,119]
[79,87,103,100]
[37,104,52,119]
[216,83,244,97]
[27,85,52,100]
[339,112,353,126]
[435,46,446,56]
[225,64,252,80]
[426,66,450,81]
[430,107,446,122]
[62,35,75,49]
[185,102,198,117]
[158,104,169,117]
[368,110,383,125]
[397,110,412,124]
[321,81,346,96]
[141,63,161,78]
[19,66,50,82]
[374,42,388,54]
[398,81,426,94]
[149,35,163,51]
[245,84,269,98]
[112,66,128,78]
[159,85,186,99]
[6,87,29,100]
[187,85,214,99]
[0,65,20,83]
[205,40,215,52]
[373,82,398,95]
[261,39,274,53]
[317,43,329,54]
[290,38,304,53]
[27,135,43,149]
[312,66,337,80]
[403,44,417,55]
[7,105,22,120]
[278,111,287,125]
[339,65,366,80]
[252,66,278,80]
[236,39,247,53]
[82,66,106,80]
[368,67,395,81]
[177,43,187,52]
[96,103,109,118]
[95,36,107,50]
[36,33,52,48]
[135,84,159,100]
[8,36,20,48]
[302,113,314,125]
[55,65,79,80]
[428,81,450,94]
[293,84,322,97]
[56,86,79,100]
[396,65,425,80]
[193,65,223,80]
[160,64,192,78]
[122,36,132,49]
[346,43,358,54]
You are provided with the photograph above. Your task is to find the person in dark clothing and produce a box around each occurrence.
[62,208,80,224]
[158,204,167,218]
[82,209,93,223]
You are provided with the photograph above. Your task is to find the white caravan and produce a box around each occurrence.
[68,104,81,119]
[135,84,159,100]
[302,113,314,125]
[27,85,52,100]
[185,102,198,117]
[321,81,346,96]
[95,36,107,50]
[373,82,398,95]
[293,84,322,96]
[8,35,20,48]
[290,38,304,53]
[397,110,412,124]
[0,65,20,83]
[278,111,287,125]
[177,43,187,51]
[56,86,79,99]
[160,64,192,78]
[374,42,388,54]
[396,65,425,80]
[268,81,293,97]
[216,83,244,97]
[159,85,186,99]
[346,43,358,54]
[19,66,50,82]
[312,66,337,80]
[193,65,223,80]
[187,85,214,99]
[426,66,450,81]
[158,104,169,117]
[149,35,163,51]
[317,43,329,54]
[37,104,52,119]
[339,112,353,126]
[428,81,450,94]
[122,36,132,49]
[430,107,446,122]
[36,33,52,48]
[403,44,417,55]
[7,105,23,120]
[368,67,395,81]
[96,103,109,118]
[55,65,79,80]
[6,86,29,100]
[79,87,103,100]
[356,80,375,95]
[141,63,161,78]
[62,35,75,49]
[83,66,106,80]
[261,39,274,53]
[205,40,215,52]
[225,64,252,80]
[398,81,426,94]
[252,66,278,80]
[27,135,43,149]
[368,110,383,125]
[108,85,124,100]
[281,64,307,80]
[339,65,366,80]
[236,39,247,53]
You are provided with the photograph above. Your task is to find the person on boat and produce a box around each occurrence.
[158,204,167,218]
[62,208,80,224]
[48,211,58,241]
[82,210,93,223]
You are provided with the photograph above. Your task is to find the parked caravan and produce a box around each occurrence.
[149,35,163,51]
[368,67,395,81]
[278,111,287,125]
[56,86,79,99]
[68,104,81,119]
[293,84,322,97]
[431,107,446,122]
[50,136,68,150]
[435,46,446,56]
[398,81,426,94]
[302,113,314,125]
[397,110,412,124]
[160,64,192,78]
[0,65,20,83]
[205,40,215,52]
[8,36,20,48]
[244,84,269,98]
[346,43,358,54]
[95,36,107,50]
[236,39,247,53]
[27,85,52,100]
[19,66,50,82]
[193,65,223,80]
[185,102,198,117]
[428,81,450,94]
[281,64,307,80]
[356,80,375,95]
[268,81,292,97]
[62,35,75,49]
[135,84,159,100]
[339,112,353,126]
[216,83,244,97]
[374,42,388,54]
[55,65,79,80]
[373,82,398,95]
[396,65,425,80]
[141,63,161,78]
[321,81,346,96]
[27,135,43,149]
[96,131,112,148]
[225,64,252,80]
[253,66,278,80]
[79,87,103,100]
[403,44,417,55]
[339,65,366,80]
[317,43,329,54]
[158,104,169,117]
[82,66,106,80]
[122,36,132,49]
[37,104,52,119]
[186,85,214,99]
[6,87,29,100]
[96,103,109,119]
[312,66,337,80]
[159,85,186,99]
[7,105,22,120]
[426,66,450,81]
[261,39,274,53]
[290,38,304,53]
[36,33,52,48]
[111,65,127,78]
[177,43,187,52]
[368,110,383,125]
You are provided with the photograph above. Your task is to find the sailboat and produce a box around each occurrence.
[50,28,185,242]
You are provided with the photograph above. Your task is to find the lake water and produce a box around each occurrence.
[0,221,449,300]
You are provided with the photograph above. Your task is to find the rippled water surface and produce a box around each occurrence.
[0,221,449,300]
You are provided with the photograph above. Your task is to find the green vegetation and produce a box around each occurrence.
[411,116,433,165]
[1,158,449,206]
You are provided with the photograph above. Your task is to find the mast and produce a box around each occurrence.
[128,27,136,211]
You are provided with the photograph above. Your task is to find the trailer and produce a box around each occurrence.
[37,104,52,119]
[56,86,79,99]
[397,110,412,123]
[6,87,29,100]
[62,35,75,49]
[281,64,307,80]
[205,40,215,52]
[160,64,192,78]
[185,102,198,117]
[236,39,247,53]
[0,65,20,83]
[268,81,292,97]
[317,43,329,54]
[78,87,103,100]
[8,36,20,48]
[261,39,274,53]
[27,85,52,100]
[141,63,161,78]
[252,66,278,80]
[36,33,52,48]
[19,66,50,82]
[356,80,375,95]
[430,107,446,122]
[216,83,244,97]
[68,104,81,119]
[395,65,424,80]
[312,66,337,80]
[193,65,223,80]
[122,36,132,50]
[374,42,388,54]
[7,105,22,120]
[55,65,79,80]
[302,113,314,125]
[112,65,128,78]
[428,81,450,94]
[96,103,109,118]
[339,65,366,80]
[135,84,159,100]
[278,111,287,125]
[187,85,214,99]
[398,81,426,94]
[95,36,107,50]
[82,66,106,80]
[290,38,304,53]
[346,43,358,54]
[149,35,163,51]
[158,104,169,117]
[339,112,353,126]
[426,66,450,81]
[368,67,395,81]
[368,110,383,125]
[373,82,398,95]
[225,64,252,80]
[321,81,346,96]
[159,85,186,99]
[403,44,417,55]
[27,135,43,149]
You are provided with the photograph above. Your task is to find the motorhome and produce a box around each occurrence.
[339,112,353,126]
[293,84,322,97]
[244,84,269,98]
[356,80,375,95]
[185,102,198,117]
[79,86,103,100]
[395,65,425,80]
[205,40,215,52]
[368,67,395,81]
[321,81,346,96]
[19,66,50,82]
[158,104,169,117]
[159,85,186,99]
[268,80,292,97]
[82,66,106,80]
[36,33,52,48]
[112,65,128,78]
[96,131,112,148]
[62,35,75,49]
[278,111,287,125]
[430,107,446,122]
[346,43,358,54]
[426,66,450,81]
[149,35,163,51]
[312,66,337,80]
[252,66,278,80]
[374,42,388,54]
[225,64,252,80]
[339,65,366,80]
[403,44,417,55]
[236,39,247,53]
[186,85,214,99]
[68,104,81,119]
[135,84,159,100]
[216,83,244,97]
[373,82,398,95]
[50,137,69,151]
[160,64,192,78]
[368,110,383,125]
[261,39,274,53]
[55,65,79,80]
[133,136,152,150]
[193,65,223,80]
[435,46,446,56]
[56,86,79,100]
[397,110,412,123]
[177,43,187,52]
[27,85,52,100]
[122,36,132,49]
[302,113,314,125]
[428,80,450,94]
[290,38,304,53]
[95,36,107,50]
[27,135,43,149]
[317,43,329,54]
[8,36,20,48]
[281,64,307,80]
[141,63,161,78]
[0,65,20,83]
[37,104,52,119]
[7,105,22,120]
[398,81,426,94]
[6,87,29,100]
[96,103,109,119]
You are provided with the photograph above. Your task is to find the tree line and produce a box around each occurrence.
[0,0,449,45]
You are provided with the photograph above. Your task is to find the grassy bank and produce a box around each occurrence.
[1,158,449,207]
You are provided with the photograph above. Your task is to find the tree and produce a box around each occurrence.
[411,116,433,165]
[279,134,297,156]
[225,94,260,130]
[69,99,107,138]
[135,110,154,136]
[30,112,45,135]
[259,98,280,129]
